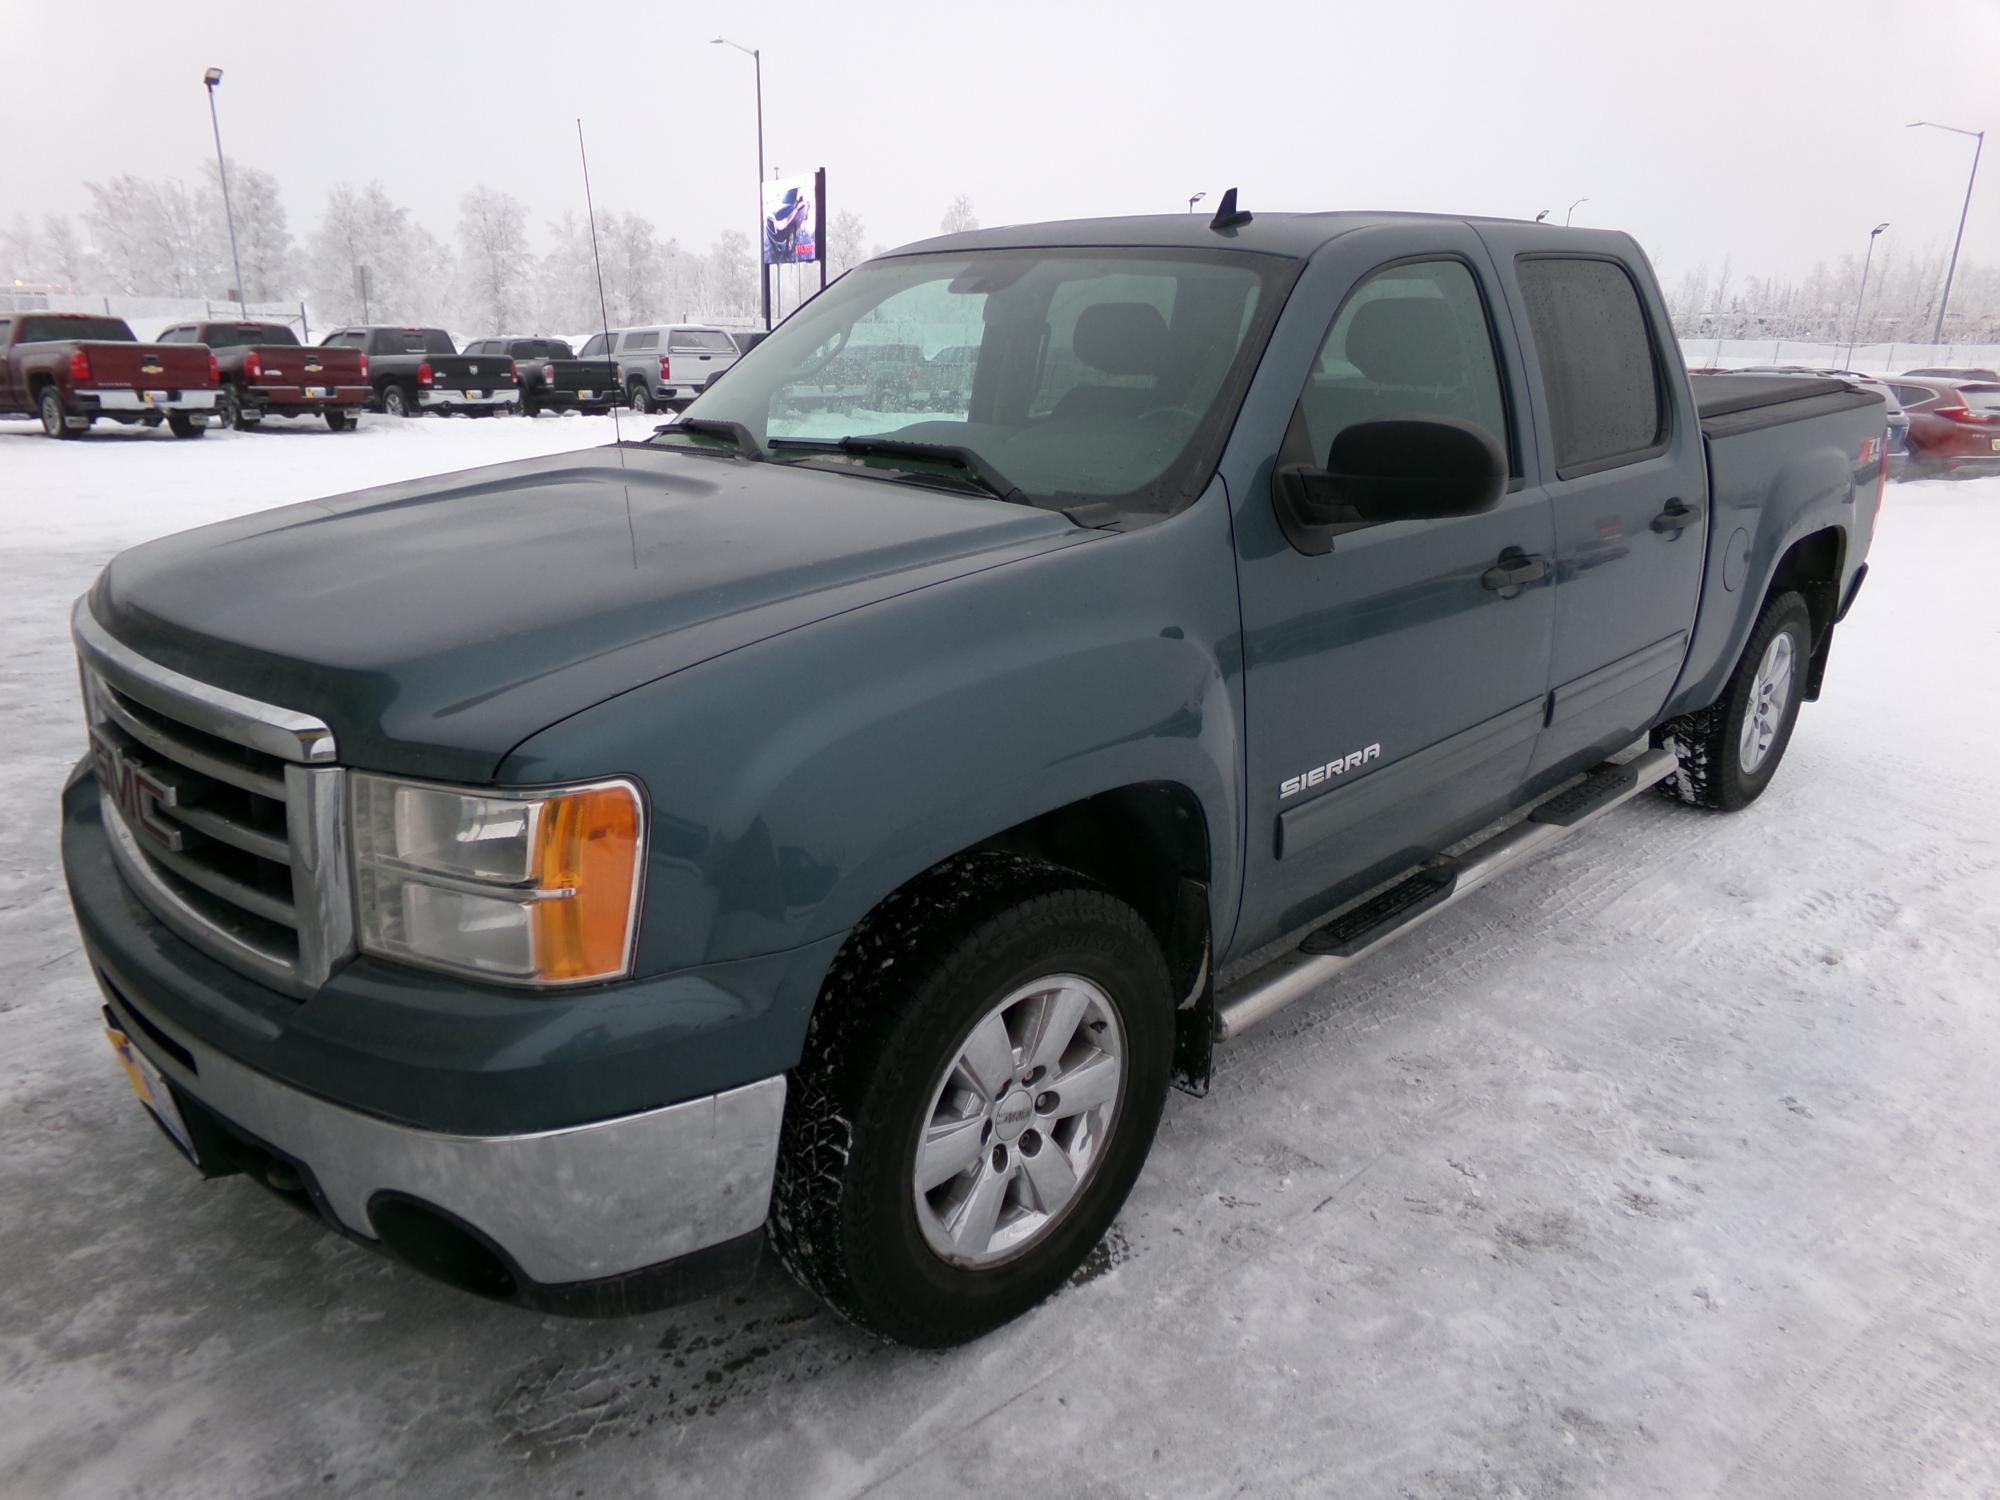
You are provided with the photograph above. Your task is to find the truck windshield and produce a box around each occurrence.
[668,247,1290,514]
[18,315,133,343]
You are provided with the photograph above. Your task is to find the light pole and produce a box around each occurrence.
[1565,196,1589,226]
[202,68,247,316]
[1906,120,1984,346]
[711,37,768,331]
[1844,222,1889,370]
[1188,192,1206,214]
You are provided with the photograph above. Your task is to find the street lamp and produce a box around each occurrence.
[1188,192,1206,214]
[202,67,247,316]
[1844,222,1889,370]
[1565,196,1589,226]
[1906,120,1984,347]
[711,37,769,331]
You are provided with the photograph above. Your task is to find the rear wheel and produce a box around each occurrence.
[218,386,252,431]
[1656,590,1811,811]
[324,409,354,432]
[382,384,416,418]
[39,387,78,439]
[167,412,207,439]
[771,854,1173,1347]
[628,382,655,414]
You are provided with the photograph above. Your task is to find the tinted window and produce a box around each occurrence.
[508,339,572,359]
[0,319,10,344]
[203,324,297,349]
[1890,383,1937,408]
[1516,257,1665,475]
[368,329,455,354]
[627,331,659,351]
[579,334,606,357]
[669,329,736,353]
[1961,383,2000,413]
[1298,259,1509,469]
[19,315,133,342]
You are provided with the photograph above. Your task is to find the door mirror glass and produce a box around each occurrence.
[1325,416,1506,522]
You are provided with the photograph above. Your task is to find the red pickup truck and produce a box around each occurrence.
[0,312,218,439]
[156,320,370,432]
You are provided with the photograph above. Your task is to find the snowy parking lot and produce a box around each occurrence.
[3,415,1999,1499]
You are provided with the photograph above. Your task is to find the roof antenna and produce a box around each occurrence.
[577,118,627,464]
[1209,186,1252,232]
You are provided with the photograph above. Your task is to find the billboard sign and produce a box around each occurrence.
[762,173,820,265]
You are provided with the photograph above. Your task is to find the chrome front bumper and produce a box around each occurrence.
[102,983,786,1285]
[90,390,219,412]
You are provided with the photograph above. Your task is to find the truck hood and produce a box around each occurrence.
[92,445,1087,780]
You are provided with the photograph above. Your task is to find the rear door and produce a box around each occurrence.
[1482,240,1708,779]
[1233,229,1557,946]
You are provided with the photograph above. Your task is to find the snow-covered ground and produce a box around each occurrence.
[3,418,1998,1498]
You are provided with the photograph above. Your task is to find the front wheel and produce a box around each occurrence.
[771,855,1173,1347]
[1656,590,1811,811]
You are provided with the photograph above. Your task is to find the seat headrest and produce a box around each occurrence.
[1344,298,1464,388]
[1072,302,1170,377]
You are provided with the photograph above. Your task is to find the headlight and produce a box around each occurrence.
[350,773,645,986]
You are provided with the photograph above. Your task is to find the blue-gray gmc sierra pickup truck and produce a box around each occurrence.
[61,204,1883,1346]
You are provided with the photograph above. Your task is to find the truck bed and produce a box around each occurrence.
[1689,373,1881,438]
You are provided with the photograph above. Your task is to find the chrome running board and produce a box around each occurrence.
[1214,746,1678,1042]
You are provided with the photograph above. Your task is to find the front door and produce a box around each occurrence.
[1233,240,1558,949]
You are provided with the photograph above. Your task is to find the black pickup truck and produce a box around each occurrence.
[61,208,1883,1347]
[461,336,621,417]
[318,326,520,417]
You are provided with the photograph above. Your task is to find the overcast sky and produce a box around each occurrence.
[7,0,1996,287]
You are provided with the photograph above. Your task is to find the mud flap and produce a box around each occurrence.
[1169,877,1213,1097]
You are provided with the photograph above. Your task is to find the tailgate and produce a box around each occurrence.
[84,343,210,390]
[547,359,618,393]
[428,354,511,388]
[281,346,367,384]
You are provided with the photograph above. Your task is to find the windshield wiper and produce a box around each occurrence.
[769,436,1026,506]
[649,417,765,460]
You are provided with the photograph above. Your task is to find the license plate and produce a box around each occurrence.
[105,1026,198,1164]
[140,390,170,405]
[578,390,595,401]
[465,391,484,400]
[304,386,327,399]
[1990,439,1999,452]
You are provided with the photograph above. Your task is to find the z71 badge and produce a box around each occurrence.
[1280,743,1382,799]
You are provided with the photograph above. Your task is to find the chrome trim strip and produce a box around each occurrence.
[137,828,298,929]
[95,688,289,800]
[107,992,785,1285]
[73,598,337,765]
[289,764,354,987]
[91,390,218,412]
[162,800,291,865]
[417,389,519,406]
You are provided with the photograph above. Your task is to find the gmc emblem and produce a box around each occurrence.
[91,733,183,851]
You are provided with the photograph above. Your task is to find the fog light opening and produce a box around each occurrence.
[368,1194,519,1300]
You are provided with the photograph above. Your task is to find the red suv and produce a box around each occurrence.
[1889,377,2000,477]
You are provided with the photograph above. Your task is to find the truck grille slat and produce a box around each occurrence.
[74,601,350,998]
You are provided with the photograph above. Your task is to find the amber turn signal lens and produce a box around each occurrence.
[531,783,643,981]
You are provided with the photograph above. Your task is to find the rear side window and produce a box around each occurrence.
[669,329,737,353]
[1516,257,1665,478]
[579,334,607,357]
[1297,258,1510,470]
[626,331,659,351]
[19,315,134,342]
[1889,383,1935,407]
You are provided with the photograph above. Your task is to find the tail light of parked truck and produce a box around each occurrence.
[68,349,91,383]
[244,351,263,380]
[541,363,555,385]
[417,361,434,387]
[358,354,369,380]
[207,352,220,385]
[659,354,672,382]
[349,775,645,985]
[506,362,518,385]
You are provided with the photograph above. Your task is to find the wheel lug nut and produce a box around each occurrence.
[1022,1066,1044,1086]
[991,1144,1008,1171]
[1036,1091,1058,1113]
[1019,1129,1041,1156]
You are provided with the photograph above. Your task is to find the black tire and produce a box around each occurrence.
[771,853,1174,1347]
[218,387,254,431]
[167,412,207,439]
[324,409,354,432]
[518,396,538,418]
[38,386,78,439]
[628,382,655,414]
[382,384,416,418]
[1655,590,1811,811]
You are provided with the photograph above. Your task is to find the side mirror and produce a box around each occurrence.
[1276,417,1506,539]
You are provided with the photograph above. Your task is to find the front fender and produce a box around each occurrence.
[501,487,1246,993]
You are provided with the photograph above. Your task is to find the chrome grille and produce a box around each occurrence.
[73,600,351,997]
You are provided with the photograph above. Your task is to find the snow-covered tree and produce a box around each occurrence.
[699,229,757,319]
[456,185,531,333]
[41,214,92,291]
[202,160,296,302]
[305,181,456,327]
[940,194,979,234]
[82,174,216,296]
[826,209,869,278]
